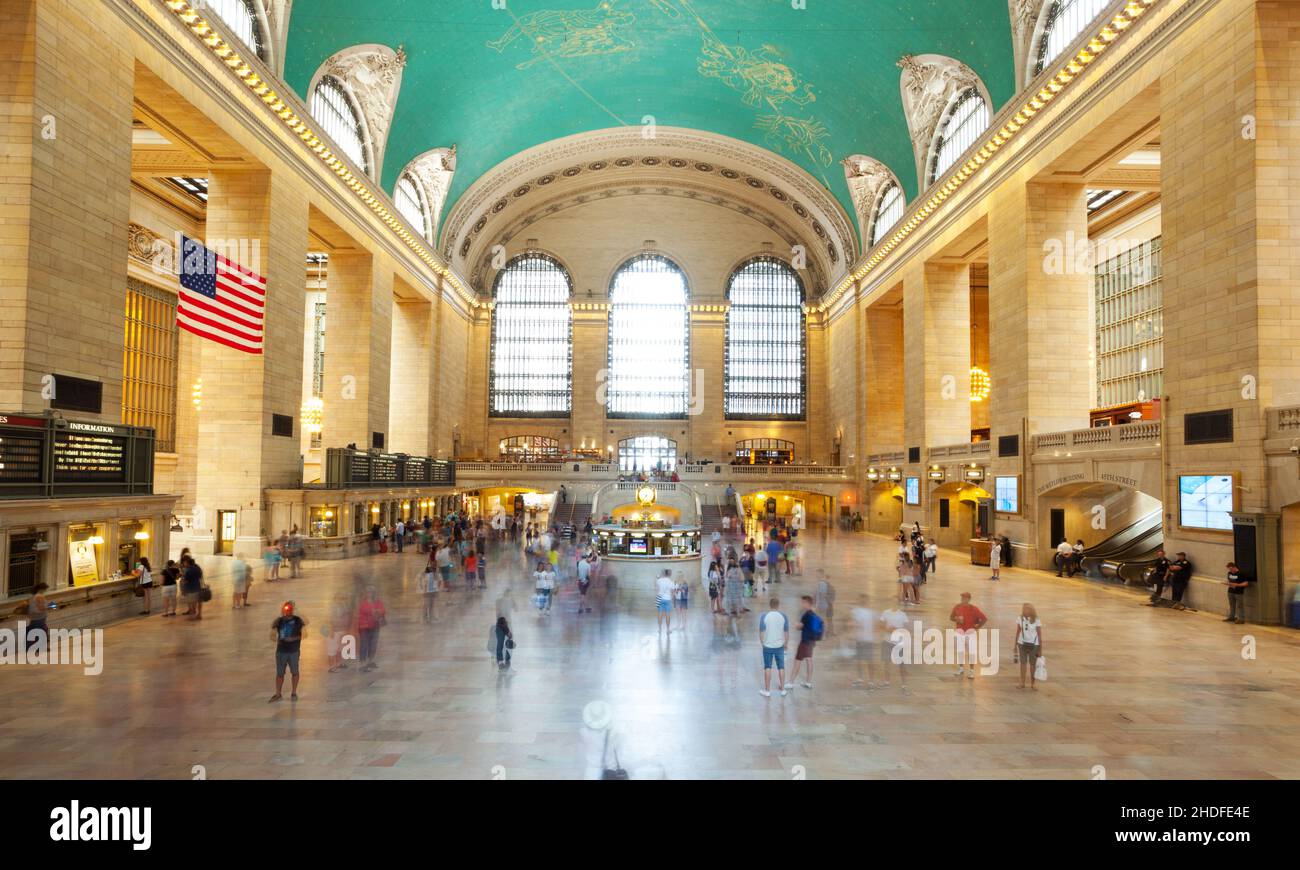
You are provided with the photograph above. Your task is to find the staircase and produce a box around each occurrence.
[700,504,723,534]
[552,499,592,530]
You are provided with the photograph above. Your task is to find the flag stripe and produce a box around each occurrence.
[178,289,263,332]
[215,254,267,290]
[178,319,264,354]
[178,308,263,345]
[214,277,265,311]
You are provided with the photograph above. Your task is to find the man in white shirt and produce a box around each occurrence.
[655,569,676,632]
[394,520,405,553]
[1055,540,1073,576]
[879,606,911,693]
[758,598,789,697]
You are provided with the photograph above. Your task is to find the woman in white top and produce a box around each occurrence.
[1014,602,1043,689]
[897,554,917,605]
[131,557,153,615]
[924,539,938,575]
[533,560,556,614]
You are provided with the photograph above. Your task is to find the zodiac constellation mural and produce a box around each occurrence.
[486,0,637,70]
[485,0,832,170]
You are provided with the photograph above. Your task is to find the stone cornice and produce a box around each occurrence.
[121,0,476,309]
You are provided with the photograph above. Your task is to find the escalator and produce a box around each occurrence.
[1077,509,1163,585]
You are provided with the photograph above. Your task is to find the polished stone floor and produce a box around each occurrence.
[3,527,1299,780]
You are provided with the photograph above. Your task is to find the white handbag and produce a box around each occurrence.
[1034,656,1048,682]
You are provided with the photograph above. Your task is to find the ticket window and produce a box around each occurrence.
[67,523,107,587]
[217,510,237,555]
[117,519,151,574]
[310,506,338,538]
[6,531,49,598]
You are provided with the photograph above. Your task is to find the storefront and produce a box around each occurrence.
[264,485,459,560]
[594,525,701,560]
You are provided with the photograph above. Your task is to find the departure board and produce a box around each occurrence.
[52,428,129,481]
[0,419,46,483]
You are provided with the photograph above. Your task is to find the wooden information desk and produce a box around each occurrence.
[970,538,992,566]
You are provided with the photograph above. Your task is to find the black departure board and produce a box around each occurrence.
[53,430,129,481]
[0,414,154,498]
[324,448,455,488]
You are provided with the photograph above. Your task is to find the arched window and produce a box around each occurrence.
[929,89,989,186]
[204,0,265,60]
[394,173,430,240]
[870,182,905,248]
[498,435,560,460]
[606,254,690,418]
[618,436,677,473]
[490,254,573,417]
[310,75,369,175]
[1034,0,1111,77]
[724,257,805,420]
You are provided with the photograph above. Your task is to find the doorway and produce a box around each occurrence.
[1049,508,1066,548]
[6,531,47,597]
[217,510,237,555]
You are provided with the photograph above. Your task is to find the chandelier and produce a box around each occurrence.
[970,366,991,402]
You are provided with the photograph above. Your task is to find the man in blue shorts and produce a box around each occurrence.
[270,600,306,702]
[758,598,789,697]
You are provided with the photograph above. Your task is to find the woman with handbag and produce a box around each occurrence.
[1014,602,1043,690]
[130,557,153,616]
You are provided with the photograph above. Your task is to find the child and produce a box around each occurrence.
[464,550,478,588]
[476,550,487,590]
[419,565,438,623]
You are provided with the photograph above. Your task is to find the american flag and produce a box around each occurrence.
[177,235,266,354]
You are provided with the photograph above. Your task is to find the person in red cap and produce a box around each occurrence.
[270,600,306,702]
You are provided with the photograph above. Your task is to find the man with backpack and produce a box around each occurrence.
[787,595,823,690]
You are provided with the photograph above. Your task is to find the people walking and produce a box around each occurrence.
[493,616,514,670]
[787,595,823,689]
[673,570,689,631]
[357,585,386,672]
[534,559,556,614]
[655,569,675,632]
[419,564,438,623]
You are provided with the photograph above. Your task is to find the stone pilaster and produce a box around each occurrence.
[325,251,392,450]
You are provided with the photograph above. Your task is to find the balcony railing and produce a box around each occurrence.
[1032,421,1161,454]
[454,462,848,481]
[928,441,992,460]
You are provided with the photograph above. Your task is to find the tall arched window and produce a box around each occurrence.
[724,257,806,420]
[490,254,573,417]
[606,254,690,418]
[870,182,905,247]
[310,75,369,175]
[929,89,989,186]
[1034,0,1111,77]
[394,173,430,240]
[204,0,265,60]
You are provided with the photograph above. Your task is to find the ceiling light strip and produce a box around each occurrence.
[820,0,1161,312]
[159,0,477,306]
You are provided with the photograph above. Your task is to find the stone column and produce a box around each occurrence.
[1157,0,1300,617]
[176,168,309,557]
[0,0,134,417]
[903,262,972,452]
[863,297,904,456]
[388,292,436,455]
[325,251,392,450]
[571,305,608,459]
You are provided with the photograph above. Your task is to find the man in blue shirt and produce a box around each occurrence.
[765,534,784,587]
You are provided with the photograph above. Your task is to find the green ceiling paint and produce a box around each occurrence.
[284,0,1015,237]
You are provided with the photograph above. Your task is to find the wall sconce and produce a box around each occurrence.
[87,535,105,546]
[133,531,150,541]
[928,465,945,481]
[886,468,902,481]
[964,464,986,482]
[866,467,880,481]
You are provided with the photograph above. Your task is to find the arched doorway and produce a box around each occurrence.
[929,482,990,550]
[866,481,904,535]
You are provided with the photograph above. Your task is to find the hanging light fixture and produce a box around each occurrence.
[302,396,324,434]
[970,366,991,402]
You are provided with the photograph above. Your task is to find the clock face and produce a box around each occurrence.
[637,485,656,505]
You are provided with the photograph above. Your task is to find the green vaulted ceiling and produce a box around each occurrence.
[284,0,1016,237]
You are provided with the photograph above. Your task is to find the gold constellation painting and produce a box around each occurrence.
[487,1,637,70]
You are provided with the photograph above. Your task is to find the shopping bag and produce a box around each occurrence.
[1034,656,1048,682]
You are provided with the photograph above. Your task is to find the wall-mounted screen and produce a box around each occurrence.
[1179,474,1234,530]
[995,476,1019,514]
[905,477,920,505]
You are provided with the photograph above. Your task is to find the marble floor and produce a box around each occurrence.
[2,527,1299,780]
